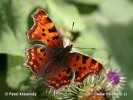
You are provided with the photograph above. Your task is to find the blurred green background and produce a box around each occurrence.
[0,0,133,100]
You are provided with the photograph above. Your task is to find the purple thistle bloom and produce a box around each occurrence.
[106,70,120,85]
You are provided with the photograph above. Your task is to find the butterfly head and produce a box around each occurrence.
[65,44,73,52]
[54,44,73,61]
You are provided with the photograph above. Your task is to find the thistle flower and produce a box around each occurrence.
[106,69,126,92]
[106,70,120,85]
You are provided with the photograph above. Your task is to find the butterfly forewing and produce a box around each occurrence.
[67,53,103,82]
[27,9,63,48]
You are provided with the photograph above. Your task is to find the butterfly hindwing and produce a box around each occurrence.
[27,9,63,48]
[23,44,53,77]
[42,61,73,89]
[68,52,103,82]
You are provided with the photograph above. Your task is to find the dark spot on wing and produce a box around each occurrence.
[83,67,86,70]
[58,74,61,77]
[82,56,88,64]
[76,55,79,61]
[90,59,97,66]
[98,63,103,70]
[44,52,46,56]
[45,17,52,23]
[79,67,82,70]
[42,33,46,36]
[47,39,50,42]
[73,64,76,66]
[52,37,55,40]
[75,71,79,77]
[92,59,97,64]
[39,58,43,60]
[55,36,59,39]
[42,28,45,32]
[48,26,57,33]
[40,48,45,52]
[52,36,59,40]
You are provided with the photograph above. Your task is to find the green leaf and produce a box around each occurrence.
[0,25,24,56]
[0,0,28,57]
[69,0,104,5]
[99,0,133,23]
[7,55,30,89]
[72,11,107,54]
[72,32,106,56]
[47,0,85,32]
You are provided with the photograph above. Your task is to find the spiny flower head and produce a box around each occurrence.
[106,70,120,85]
[106,68,126,93]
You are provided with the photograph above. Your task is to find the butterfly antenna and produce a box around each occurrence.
[72,22,74,31]
[68,22,75,45]
[73,47,96,50]
[71,22,96,50]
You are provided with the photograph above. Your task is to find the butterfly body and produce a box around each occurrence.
[23,8,103,89]
[41,44,73,77]
[53,44,73,61]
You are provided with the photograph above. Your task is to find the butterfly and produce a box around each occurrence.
[23,8,103,89]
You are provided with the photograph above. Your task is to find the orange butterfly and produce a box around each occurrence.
[23,8,103,89]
